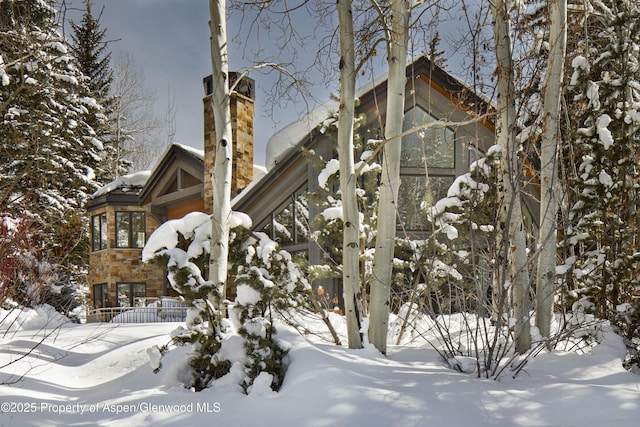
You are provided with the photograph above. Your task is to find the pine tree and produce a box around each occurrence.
[69,0,120,182]
[0,0,104,308]
[566,0,640,318]
[69,0,112,105]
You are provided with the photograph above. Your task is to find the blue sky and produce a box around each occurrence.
[63,1,485,168]
[64,0,334,167]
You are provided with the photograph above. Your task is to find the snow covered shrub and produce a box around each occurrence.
[227,225,311,392]
[143,211,311,392]
[0,215,84,318]
[612,302,640,373]
[143,212,231,391]
[421,146,501,317]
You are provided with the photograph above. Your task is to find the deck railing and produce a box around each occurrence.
[86,297,188,323]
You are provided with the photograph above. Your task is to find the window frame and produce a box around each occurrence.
[116,282,147,307]
[397,106,458,232]
[93,283,108,308]
[91,213,107,251]
[256,184,309,251]
[115,211,146,249]
[400,105,456,171]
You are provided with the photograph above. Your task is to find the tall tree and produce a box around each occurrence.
[208,0,234,308]
[69,0,113,182]
[69,0,112,104]
[489,0,531,353]
[336,0,363,349]
[567,0,640,318]
[535,0,567,340]
[0,0,104,301]
[109,53,160,174]
[369,0,410,355]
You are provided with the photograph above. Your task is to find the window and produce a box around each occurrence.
[91,213,107,251]
[397,106,457,231]
[116,283,146,307]
[257,186,309,247]
[116,211,146,248]
[398,176,454,230]
[93,283,108,308]
[401,106,455,169]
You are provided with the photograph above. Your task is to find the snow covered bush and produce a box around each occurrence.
[228,228,311,392]
[143,211,310,392]
[143,212,229,391]
[612,302,640,373]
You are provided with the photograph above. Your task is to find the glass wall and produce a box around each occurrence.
[401,106,455,169]
[93,283,108,308]
[256,185,309,248]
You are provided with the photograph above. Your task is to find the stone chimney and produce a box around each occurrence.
[202,73,255,214]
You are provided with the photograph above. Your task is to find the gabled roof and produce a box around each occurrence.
[86,143,204,211]
[264,55,493,171]
[139,143,204,203]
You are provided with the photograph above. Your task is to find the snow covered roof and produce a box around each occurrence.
[168,142,204,161]
[91,144,203,200]
[231,164,268,206]
[92,170,151,198]
[264,71,388,171]
[264,55,487,171]
[265,99,339,170]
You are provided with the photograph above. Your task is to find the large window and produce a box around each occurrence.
[116,282,146,307]
[93,283,108,308]
[91,213,107,251]
[401,106,455,169]
[398,106,456,231]
[115,211,146,248]
[257,186,309,247]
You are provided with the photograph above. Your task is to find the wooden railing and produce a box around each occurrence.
[86,297,188,323]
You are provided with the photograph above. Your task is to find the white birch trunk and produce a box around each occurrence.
[369,0,409,355]
[337,0,363,349]
[208,0,233,307]
[490,0,531,353]
[536,0,566,340]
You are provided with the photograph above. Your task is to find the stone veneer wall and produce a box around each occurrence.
[203,92,255,214]
[88,204,165,307]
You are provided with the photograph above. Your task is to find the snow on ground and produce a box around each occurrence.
[1,307,639,427]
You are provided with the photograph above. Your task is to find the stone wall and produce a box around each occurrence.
[88,205,165,308]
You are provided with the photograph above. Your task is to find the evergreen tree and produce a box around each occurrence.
[69,0,112,105]
[0,0,104,309]
[566,0,640,318]
[69,0,118,182]
[144,212,310,392]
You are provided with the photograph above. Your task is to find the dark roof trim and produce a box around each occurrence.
[139,143,204,202]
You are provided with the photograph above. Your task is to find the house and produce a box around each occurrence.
[86,56,497,310]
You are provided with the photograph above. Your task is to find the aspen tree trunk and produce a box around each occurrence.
[208,0,233,307]
[337,0,363,349]
[536,0,566,340]
[369,0,410,355]
[490,0,531,353]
